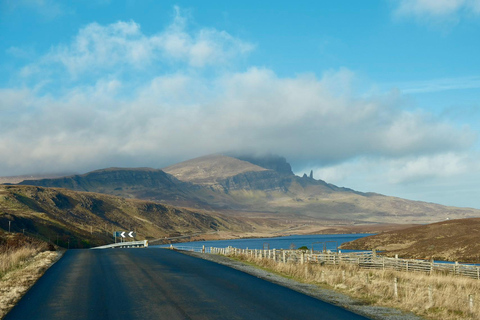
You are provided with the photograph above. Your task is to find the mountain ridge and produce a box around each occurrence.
[163,154,268,185]
[14,154,480,224]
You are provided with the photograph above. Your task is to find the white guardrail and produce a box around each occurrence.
[91,240,149,249]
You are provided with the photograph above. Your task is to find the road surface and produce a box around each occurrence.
[5,249,370,320]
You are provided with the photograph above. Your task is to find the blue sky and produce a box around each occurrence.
[1,0,479,208]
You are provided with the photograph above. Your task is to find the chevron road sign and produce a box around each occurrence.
[113,231,136,238]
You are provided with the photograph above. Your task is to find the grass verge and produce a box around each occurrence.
[0,244,48,278]
[227,253,480,320]
[0,232,61,319]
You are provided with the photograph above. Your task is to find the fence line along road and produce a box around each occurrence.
[167,244,480,280]
[91,240,148,249]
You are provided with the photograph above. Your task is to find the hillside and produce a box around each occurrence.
[0,185,253,248]
[18,167,205,207]
[340,218,480,263]
[16,154,480,225]
[163,154,268,185]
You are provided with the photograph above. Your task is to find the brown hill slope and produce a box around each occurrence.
[341,218,480,263]
[0,185,252,248]
[18,167,206,207]
[163,154,267,185]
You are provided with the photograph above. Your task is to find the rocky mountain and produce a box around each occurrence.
[165,154,348,194]
[15,154,480,224]
[163,154,268,186]
[18,167,204,206]
[340,218,480,263]
[227,153,294,175]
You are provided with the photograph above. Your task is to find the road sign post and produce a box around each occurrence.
[113,231,137,243]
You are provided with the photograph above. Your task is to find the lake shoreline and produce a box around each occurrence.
[156,223,414,246]
[153,233,376,251]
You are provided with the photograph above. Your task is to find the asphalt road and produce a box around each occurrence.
[5,249,370,320]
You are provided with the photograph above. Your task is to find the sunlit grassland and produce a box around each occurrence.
[230,253,480,320]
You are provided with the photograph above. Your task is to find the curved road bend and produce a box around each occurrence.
[5,249,370,320]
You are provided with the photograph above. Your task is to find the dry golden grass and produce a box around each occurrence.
[342,218,480,263]
[0,249,61,318]
[0,243,48,278]
[231,253,480,320]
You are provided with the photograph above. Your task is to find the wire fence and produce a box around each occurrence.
[167,244,480,279]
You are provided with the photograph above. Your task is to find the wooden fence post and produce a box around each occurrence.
[427,285,433,307]
[469,294,474,314]
[301,252,305,265]
[283,250,286,263]
[394,278,398,300]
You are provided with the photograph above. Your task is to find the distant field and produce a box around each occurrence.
[341,218,480,263]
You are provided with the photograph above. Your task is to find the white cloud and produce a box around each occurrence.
[22,9,254,80]
[394,0,480,20]
[0,67,476,177]
[309,152,478,187]
[386,153,476,183]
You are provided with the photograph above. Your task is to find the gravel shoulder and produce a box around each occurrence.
[182,251,425,320]
[0,250,64,319]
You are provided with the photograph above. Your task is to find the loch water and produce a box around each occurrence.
[155,233,374,251]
